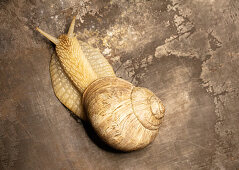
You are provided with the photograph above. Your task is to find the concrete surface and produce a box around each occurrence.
[0,0,239,169]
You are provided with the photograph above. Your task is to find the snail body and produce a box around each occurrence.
[36,17,165,151]
[50,39,115,120]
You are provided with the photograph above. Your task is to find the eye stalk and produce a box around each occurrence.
[35,16,76,44]
[67,16,76,38]
[35,27,59,44]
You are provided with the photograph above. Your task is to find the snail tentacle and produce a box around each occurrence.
[36,27,59,44]
[68,16,76,38]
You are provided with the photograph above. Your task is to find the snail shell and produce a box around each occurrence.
[36,17,165,151]
[83,77,164,151]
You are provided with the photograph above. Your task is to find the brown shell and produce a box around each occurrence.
[83,77,165,151]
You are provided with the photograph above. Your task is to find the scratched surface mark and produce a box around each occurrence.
[0,0,239,169]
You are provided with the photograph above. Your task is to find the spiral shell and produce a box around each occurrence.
[83,77,164,151]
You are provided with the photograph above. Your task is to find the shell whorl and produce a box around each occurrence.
[131,87,165,130]
[83,77,165,151]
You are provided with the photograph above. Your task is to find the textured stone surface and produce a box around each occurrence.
[0,0,239,169]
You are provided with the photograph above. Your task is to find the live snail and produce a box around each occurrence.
[36,17,165,151]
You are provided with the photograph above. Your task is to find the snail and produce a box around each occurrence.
[36,17,165,151]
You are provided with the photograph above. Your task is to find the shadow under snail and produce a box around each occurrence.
[36,17,165,152]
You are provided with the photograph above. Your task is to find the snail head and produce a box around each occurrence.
[35,16,76,45]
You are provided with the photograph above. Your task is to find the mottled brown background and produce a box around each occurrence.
[0,0,239,169]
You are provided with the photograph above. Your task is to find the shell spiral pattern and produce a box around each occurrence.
[83,77,165,151]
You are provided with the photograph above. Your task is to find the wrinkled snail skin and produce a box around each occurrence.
[50,53,85,119]
[36,17,165,151]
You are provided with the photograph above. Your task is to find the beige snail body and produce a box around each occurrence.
[36,17,165,151]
